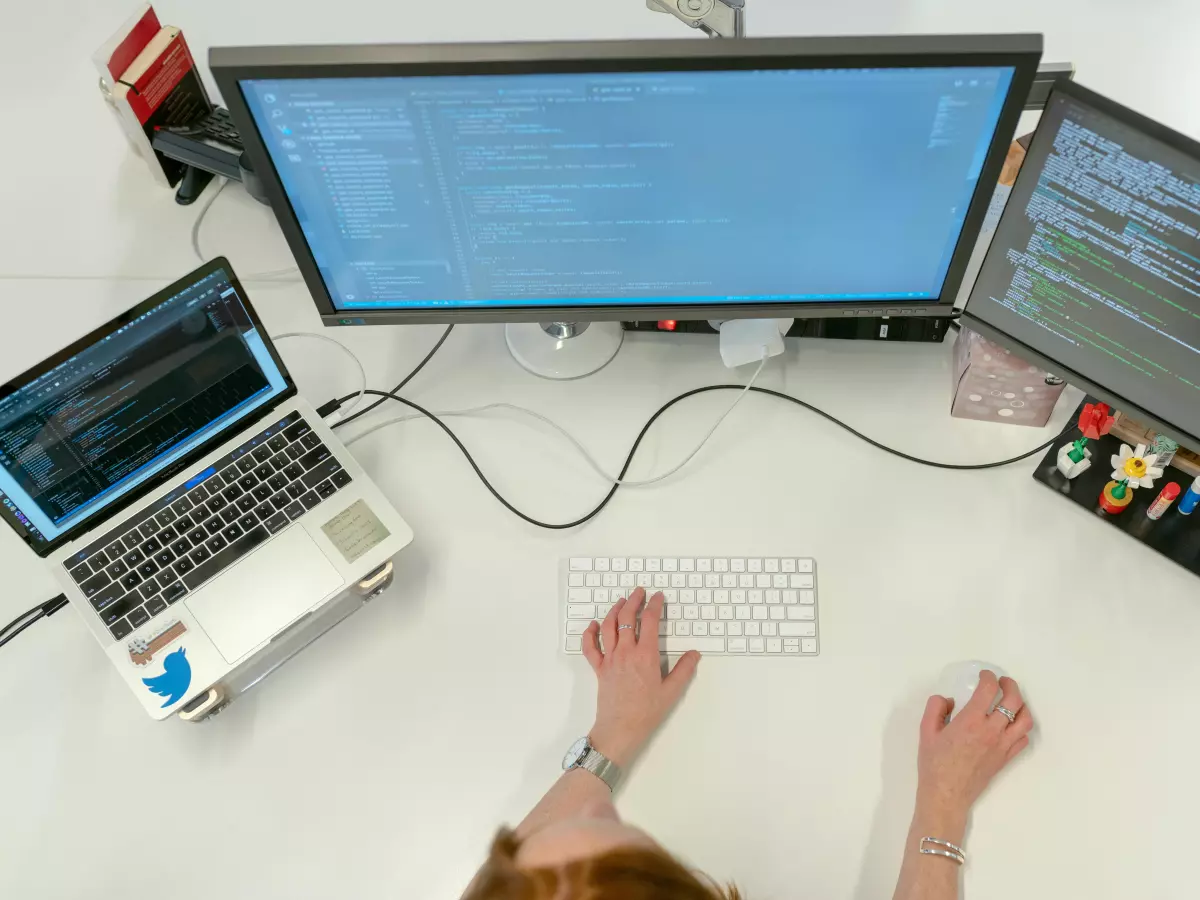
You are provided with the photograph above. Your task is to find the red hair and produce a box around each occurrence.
[463,829,742,900]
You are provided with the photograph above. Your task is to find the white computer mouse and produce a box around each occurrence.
[937,660,1008,721]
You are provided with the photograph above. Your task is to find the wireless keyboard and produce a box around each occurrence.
[561,556,820,656]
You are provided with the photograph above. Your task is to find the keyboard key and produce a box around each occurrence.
[252,445,273,464]
[182,525,270,592]
[767,638,782,653]
[283,462,304,481]
[222,484,244,502]
[69,563,94,584]
[297,491,320,511]
[190,545,212,565]
[206,472,226,491]
[270,493,291,513]
[106,616,133,640]
[145,595,167,617]
[238,514,258,532]
[221,507,241,525]
[207,494,228,513]
[238,473,258,491]
[252,502,274,521]
[299,444,332,470]
[267,473,288,493]
[251,483,273,503]
[106,558,129,579]
[236,457,257,475]
[157,508,178,527]
[727,637,747,653]
[284,501,305,521]
[206,534,228,554]
[223,523,245,543]
[780,623,817,637]
[158,566,179,586]
[765,558,779,572]
[137,560,159,579]
[286,444,306,461]
[79,570,111,598]
[302,458,342,489]
[171,496,193,516]
[120,571,143,591]
[123,530,143,548]
[662,637,726,653]
[141,536,163,555]
[801,638,818,654]
[105,538,127,558]
[799,590,815,604]
[192,505,212,523]
[797,559,814,573]
[162,582,188,605]
[270,453,291,473]
[170,539,191,556]
[157,525,179,544]
[300,432,322,450]
[749,638,765,653]
[127,606,150,628]
[139,521,159,540]
[284,420,312,442]
[221,465,240,484]
[173,556,195,576]
[122,548,145,567]
[782,559,796,572]
[784,639,800,653]
[268,434,288,454]
[90,580,125,612]
[175,515,195,533]
[189,484,210,503]
[205,518,224,537]
[237,495,257,514]
[253,463,274,482]
[286,482,306,500]
[184,527,206,545]
[264,512,289,534]
[790,574,815,589]
[315,480,337,500]
[139,577,160,599]
[567,604,597,619]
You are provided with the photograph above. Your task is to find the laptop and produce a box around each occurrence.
[0,258,413,719]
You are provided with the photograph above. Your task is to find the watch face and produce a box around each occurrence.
[563,737,590,770]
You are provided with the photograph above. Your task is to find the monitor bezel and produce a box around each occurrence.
[212,34,1042,326]
[0,257,298,557]
[962,79,1200,450]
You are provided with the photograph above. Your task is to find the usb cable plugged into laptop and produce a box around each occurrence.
[0,594,69,651]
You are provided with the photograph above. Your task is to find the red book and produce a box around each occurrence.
[93,5,212,186]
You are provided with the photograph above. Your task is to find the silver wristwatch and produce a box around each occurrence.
[562,736,622,792]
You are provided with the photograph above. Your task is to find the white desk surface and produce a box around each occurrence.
[4,3,1200,899]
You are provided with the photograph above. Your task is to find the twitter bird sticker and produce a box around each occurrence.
[142,647,192,708]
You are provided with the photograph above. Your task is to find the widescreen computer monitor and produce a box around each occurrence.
[212,35,1040,375]
[962,81,1200,449]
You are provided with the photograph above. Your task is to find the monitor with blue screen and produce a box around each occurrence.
[0,263,292,552]
[212,35,1043,326]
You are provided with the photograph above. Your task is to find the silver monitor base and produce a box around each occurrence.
[505,321,623,380]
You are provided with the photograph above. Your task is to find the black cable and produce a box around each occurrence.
[350,383,1072,530]
[0,594,68,650]
[331,325,454,430]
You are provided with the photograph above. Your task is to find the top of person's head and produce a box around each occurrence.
[463,829,742,900]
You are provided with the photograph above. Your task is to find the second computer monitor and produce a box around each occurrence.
[213,36,1041,327]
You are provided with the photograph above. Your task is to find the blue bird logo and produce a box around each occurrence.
[142,647,192,708]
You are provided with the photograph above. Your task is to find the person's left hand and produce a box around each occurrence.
[581,586,701,768]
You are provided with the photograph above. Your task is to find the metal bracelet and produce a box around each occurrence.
[920,837,966,866]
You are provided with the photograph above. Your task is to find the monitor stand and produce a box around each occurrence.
[505,321,624,380]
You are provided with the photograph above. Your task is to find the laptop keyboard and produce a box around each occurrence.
[62,411,354,641]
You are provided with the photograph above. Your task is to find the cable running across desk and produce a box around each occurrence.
[343,385,1071,531]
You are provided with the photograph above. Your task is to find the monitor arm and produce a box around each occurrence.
[647,0,745,38]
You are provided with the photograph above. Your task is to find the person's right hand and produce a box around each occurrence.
[916,671,1034,825]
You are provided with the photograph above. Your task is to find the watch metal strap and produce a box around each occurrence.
[580,749,621,791]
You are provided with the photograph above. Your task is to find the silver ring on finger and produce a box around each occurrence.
[993,705,1017,724]
[617,624,635,632]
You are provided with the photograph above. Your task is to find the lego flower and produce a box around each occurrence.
[1110,442,1164,489]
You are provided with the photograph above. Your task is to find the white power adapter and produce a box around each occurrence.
[716,318,793,368]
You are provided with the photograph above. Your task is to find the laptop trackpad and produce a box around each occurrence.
[186,527,344,664]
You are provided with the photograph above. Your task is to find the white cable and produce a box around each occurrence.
[345,355,769,487]
[191,176,303,283]
[273,332,367,422]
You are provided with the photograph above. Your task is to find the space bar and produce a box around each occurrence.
[182,526,270,591]
[661,637,726,653]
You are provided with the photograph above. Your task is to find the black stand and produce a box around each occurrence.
[174,165,215,205]
[1031,399,1200,578]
